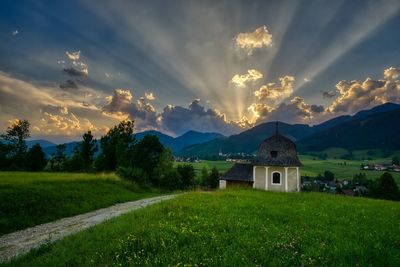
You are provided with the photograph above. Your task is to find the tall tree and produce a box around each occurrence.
[0,142,12,170]
[79,130,97,170]
[48,144,67,171]
[1,119,30,169]
[96,120,135,171]
[132,135,165,181]
[207,167,220,188]
[373,172,400,201]
[26,144,47,171]
[177,164,196,189]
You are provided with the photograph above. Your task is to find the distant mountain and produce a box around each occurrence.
[175,131,224,146]
[26,139,56,148]
[136,130,225,153]
[180,103,400,157]
[297,108,400,152]
[179,122,314,157]
[36,130,225,157]
[313,102,400,132]
[42,141,80,157]
[135,130,185,152]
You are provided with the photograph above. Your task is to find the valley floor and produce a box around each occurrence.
[3,189,399,267]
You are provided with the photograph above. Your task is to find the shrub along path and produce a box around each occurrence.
[0,194,177,263]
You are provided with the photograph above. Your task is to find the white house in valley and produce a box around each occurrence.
[219,124,302,192]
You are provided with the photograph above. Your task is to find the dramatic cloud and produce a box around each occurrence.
[102,92,244,136]
[230,69,263,88]
[248,103,274,121]
[102,89,159,130]
[249,97,324,125]
[254,75,295,103]
[62,51,89,77]
[289,97,324,117]
[384,67,400,80]
[328,67,400,113]
[322,90,337,98]
[247,67,400,125]
[234,25,273,55]
[0,72,116,141]
[59,80,79,90]
[145,92,155,100]
[66,51,80,61]
[161,99,242,136]
[63,67,88,77]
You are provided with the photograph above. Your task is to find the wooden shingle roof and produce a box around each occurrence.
[220,163,253,181]
[252,132,302,167]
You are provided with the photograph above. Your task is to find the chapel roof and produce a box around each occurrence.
[220,163,253,181]
[251,122,302,167]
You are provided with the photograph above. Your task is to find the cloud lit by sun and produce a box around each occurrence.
[0,0,399,141]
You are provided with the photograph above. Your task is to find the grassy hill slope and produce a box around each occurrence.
[6,190,400,266]
[0,172,159,235]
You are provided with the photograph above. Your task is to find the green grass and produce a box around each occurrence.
[0,172,160,235]
[299,155,400,185]
[0,172,119,185]
[308,147,400,160]
[5,189,400,266]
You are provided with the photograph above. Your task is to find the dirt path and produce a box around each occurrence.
[0,194,176,263]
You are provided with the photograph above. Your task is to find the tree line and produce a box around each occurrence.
[302,170,400,201]
[0,119,220,190]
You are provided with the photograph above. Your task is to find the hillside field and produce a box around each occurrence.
[4,189,400,266]
[0,172,160,235]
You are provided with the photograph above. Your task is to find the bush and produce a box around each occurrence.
[353,173,367,186]
[370,172,400,201]
[25,144,47,171]
[199,167,209,186]
[177,164,195,189]
[159,168,182,190]
[206,167,220,188]
[323,170,335,181]
[117,166,149,186]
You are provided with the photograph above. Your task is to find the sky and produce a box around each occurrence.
[0,0,400,142]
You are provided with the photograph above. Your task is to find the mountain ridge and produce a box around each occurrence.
[179,102,400,157]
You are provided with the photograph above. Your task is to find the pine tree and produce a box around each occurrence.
[79,131,97,170]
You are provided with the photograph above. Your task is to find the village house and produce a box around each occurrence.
[219,123,302,192]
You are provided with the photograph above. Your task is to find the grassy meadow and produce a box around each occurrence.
[4,189,400,266]
[0,172,160,235]
[300,155,400,183]
[2,153,399,236]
